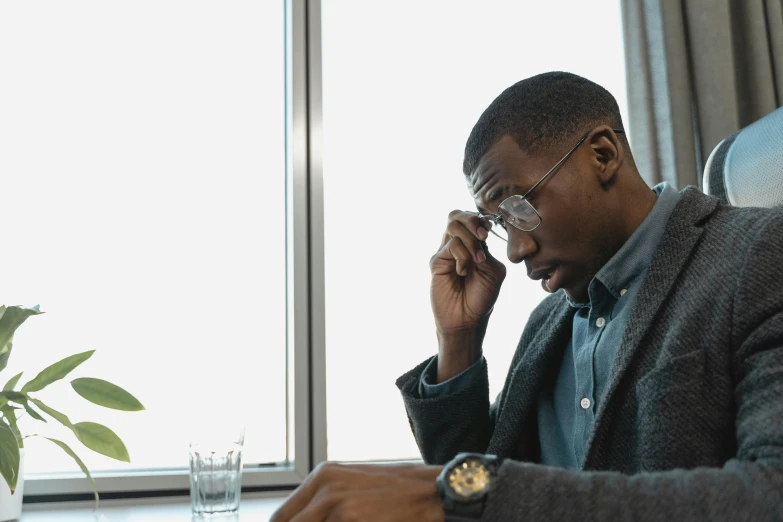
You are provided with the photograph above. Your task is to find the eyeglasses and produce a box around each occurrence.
[480,128,625,241]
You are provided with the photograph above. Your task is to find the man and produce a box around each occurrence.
[272,72,783,521]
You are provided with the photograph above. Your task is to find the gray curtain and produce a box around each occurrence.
[622,0,783,188]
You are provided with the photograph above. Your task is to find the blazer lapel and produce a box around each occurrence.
[487,296,575,459]
[583,188,719,468]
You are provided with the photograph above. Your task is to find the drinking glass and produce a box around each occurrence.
[189,425,245,517]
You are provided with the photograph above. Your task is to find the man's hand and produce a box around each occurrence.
[270,462,445,522]
[430,210,507,381]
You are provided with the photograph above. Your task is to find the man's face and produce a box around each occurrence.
[468,135,621,302]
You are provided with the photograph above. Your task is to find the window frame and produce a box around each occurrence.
[22,0,327,500]
[18,0,631,502]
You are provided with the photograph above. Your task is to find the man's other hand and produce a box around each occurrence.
[270,462,445,522]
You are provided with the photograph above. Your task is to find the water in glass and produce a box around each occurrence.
[189,441,244,516]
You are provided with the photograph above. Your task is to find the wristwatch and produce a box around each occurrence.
[437,453,504,521]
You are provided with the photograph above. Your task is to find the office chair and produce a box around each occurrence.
[702,106,783,207]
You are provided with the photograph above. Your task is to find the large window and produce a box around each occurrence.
[0,0,301,494]
[0,0,628,500]
[321,0,628,461]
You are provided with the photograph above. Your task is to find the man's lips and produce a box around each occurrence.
[528,266,558,281]
[528,265,563,293]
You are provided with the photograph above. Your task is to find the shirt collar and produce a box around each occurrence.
[567,182,680,308]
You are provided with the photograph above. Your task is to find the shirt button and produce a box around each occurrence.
[620,288,627,296]
[596,317,606,328]
[580,398,591,409]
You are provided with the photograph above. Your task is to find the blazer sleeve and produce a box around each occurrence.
[396,291,566,465]
[479,212,783,521]
[395,356,495,464]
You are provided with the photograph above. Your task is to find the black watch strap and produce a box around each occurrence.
[443,496,485,522]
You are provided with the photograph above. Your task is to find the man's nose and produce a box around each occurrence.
[507,229,538,264]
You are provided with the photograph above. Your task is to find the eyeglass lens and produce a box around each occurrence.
[489,197,540,240]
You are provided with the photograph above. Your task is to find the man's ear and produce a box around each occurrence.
[587,126,624,185]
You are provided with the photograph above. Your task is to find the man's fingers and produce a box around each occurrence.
[322,493,372,522]
[272,463,444,522]
[271,462,337,522]
[435,210,495,274]
[446,219,488,264]
[271,463,400,522]
[439,230,451,249]
[447,209,492,237]
[270,480,317,522]
[289,487,343,522]
[432,235,493,278]
[447,237,472,276]
[321,479,441,522]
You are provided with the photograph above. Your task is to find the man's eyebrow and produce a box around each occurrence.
[476,184,529,215]
[487,185,509,203]
[474,185,507,215]
[485,185,519,208]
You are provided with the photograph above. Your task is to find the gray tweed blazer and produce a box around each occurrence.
[397,187,783,521]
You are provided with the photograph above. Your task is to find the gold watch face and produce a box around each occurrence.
[447,458,491,499]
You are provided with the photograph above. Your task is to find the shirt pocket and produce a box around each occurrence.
[635,348,706,403]
[633,348,720,470]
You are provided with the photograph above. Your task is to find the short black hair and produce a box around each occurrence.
[463,71,628,176]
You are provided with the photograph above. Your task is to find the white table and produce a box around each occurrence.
[19,493,286,522]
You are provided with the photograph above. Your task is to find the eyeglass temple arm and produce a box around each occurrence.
[521,128,625,199]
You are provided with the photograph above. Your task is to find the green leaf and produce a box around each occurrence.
[0,305,43,371]
[29,398,74,429]
[73,422,130,462]
[71,378,145,412]
[21,350,95,393]
[43,437,99,508]
[0,391,47,423]
[0,341,11,374]
[0,391,26,402]
[21,401,46,422]
[0,423,20,493]
[0,405,22,448]
[3,372,23,392]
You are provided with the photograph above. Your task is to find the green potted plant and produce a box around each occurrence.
[0,305,144,520]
